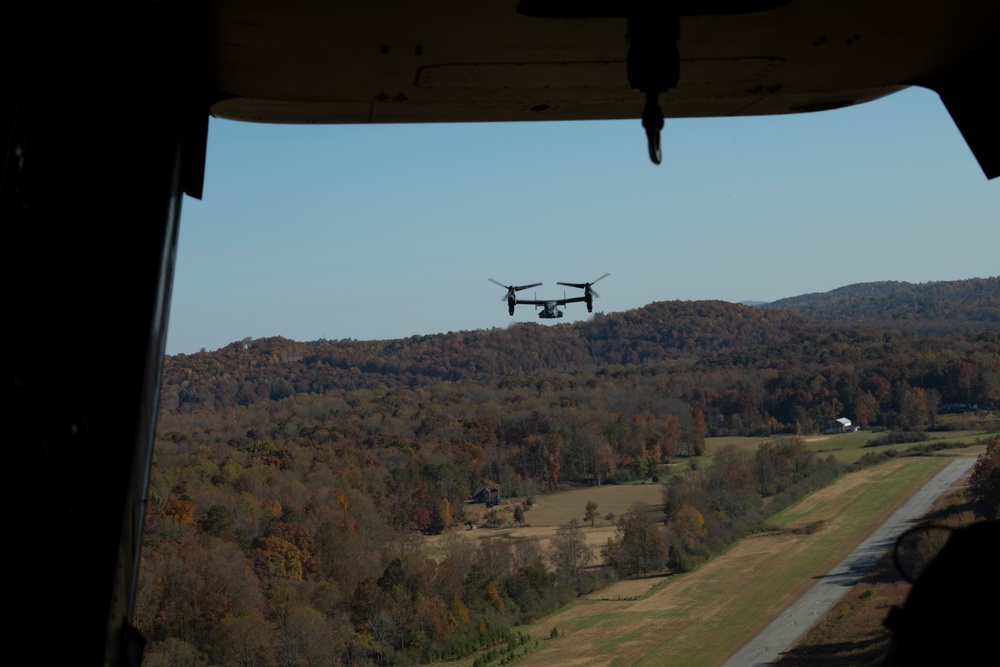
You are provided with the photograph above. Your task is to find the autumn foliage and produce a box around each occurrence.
[138,286,999,665]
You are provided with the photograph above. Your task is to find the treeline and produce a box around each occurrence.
[600,438,842,578]
[161,300,821,402]
[161,301,1000,439]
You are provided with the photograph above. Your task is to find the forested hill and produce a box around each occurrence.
[160,300,821,408]
[160,294,999,424]
[759,276,1000,334]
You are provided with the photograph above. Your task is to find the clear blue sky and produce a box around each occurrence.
[166,86,998,355]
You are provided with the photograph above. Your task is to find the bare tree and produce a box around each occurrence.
[549,520,592,581]
[605,503,667,577]
[584,500,600,526]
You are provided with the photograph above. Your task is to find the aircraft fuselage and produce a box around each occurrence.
[538,303,563,318]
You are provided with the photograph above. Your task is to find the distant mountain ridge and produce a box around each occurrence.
[754,277,1000,334]
[161,277,1000,414]
[164,300,823,394]
[764,280,916,307]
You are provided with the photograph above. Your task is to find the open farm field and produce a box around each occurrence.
[701,436,769,453]
[438,454,968,667]
[518,483,665,528]
[805,429,988,464]
[425,482,666,564]
[701,430,990,466]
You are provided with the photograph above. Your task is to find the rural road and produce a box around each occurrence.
[720,457,976,667]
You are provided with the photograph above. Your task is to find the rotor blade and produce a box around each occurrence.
[592,272,610,284]
[556,282,586,289]
[515,282,542,291]
[592,289,600,298]
[489,278,513,300]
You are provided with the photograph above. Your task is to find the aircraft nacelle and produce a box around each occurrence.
[558,274,608,314]
[490,279,543,316]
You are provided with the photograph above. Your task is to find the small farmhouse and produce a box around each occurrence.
[823,417,859,434]
[472,484,499,508]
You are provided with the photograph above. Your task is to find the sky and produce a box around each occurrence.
[165,86,998,355]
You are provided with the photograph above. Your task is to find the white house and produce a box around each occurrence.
[823,417,859,434]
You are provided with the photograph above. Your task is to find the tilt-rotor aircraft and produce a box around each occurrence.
[504,273,610,318]
[514,292,588,319]
[6,2,997,666]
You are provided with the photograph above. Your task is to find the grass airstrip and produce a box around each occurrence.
[428,428,989,667]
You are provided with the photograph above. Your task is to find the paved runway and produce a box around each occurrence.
[719,457,976,667]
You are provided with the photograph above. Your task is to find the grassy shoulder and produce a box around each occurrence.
[773,490,980,666]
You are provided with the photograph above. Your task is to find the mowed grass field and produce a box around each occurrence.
[429,430,989,667]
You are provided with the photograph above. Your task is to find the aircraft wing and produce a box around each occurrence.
[516,296,588,306]
[200,1,999,177]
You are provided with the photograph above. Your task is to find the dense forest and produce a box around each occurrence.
[761,276,1000,334]
[139,279,1000,666]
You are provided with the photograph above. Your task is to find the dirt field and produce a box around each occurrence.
[424,482,666,565]
[435,456,963,667]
